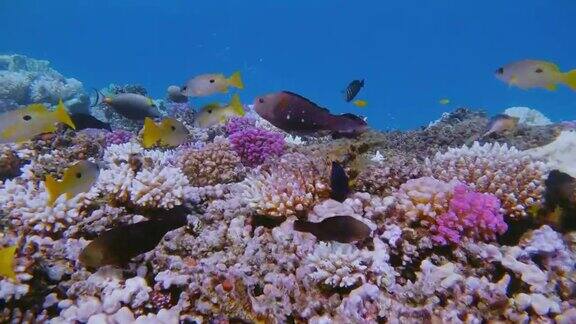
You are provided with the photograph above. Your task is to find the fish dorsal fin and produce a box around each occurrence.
[26,103,49,114]
[281,91,330,112]
[340,113,366,123]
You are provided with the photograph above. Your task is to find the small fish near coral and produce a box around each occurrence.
[195,93,245,128]
[352,99,368,108]
[0,245,17,281]
[343,79,365,102]
[44,160,100,206]
[79,208,188,268]
[495,59,576,91]
[181,71,244,97]
[293,215,372,243]
[0,100,76,143]
[70,113,111,131]
[483,114,519,138]
[253,91,368,138]
[166,85,189,103]
[93,90,161,120]
[330,161,351,202]
[541,170,576,231]
[438,98,450,105]
[141,117,189,148]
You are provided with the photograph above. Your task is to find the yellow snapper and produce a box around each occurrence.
[0,245,17,280]
[352,99,368,108]
[141,117,189,148]
[194,93,245,128]
[181,71,244,97]
[44,160,100,206]
[495,60,576,91]
[0,100,76,143]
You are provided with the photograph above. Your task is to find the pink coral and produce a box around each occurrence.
[431,184,507,245]
[229,127,285,167]
[226,116,256,135]
[105,129,133,146]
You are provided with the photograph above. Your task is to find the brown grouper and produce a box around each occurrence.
[253,91,368,137]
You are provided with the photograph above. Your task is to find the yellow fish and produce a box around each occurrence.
[495,60,576,91]
[181,71,244,97]
[0,245,17,281]
[439,98,450,105]
[142,117,189,148]
[194,93,245,128]
[44,160,100,206]
[352,99,368,108]
[0,100,76,143]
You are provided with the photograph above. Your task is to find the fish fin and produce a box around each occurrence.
[0,245,17,280]
[545,83,557,91]
[44,174,61,206]
[563,69,576,90]
[281,91,330,112]
[54,100,76,129]
[293,220,316,234]
[229,94,245,116]
[142,117,160,148]
[340,113,367,123]
[227,71,244,89]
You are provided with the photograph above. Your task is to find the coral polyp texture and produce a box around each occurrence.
[0,57,575,323]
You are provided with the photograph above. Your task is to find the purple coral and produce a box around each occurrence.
[226,116,256,135]
[105,129,133,146]
[229,127,285,167]
[431,184,507,245]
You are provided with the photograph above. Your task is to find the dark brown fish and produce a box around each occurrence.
[542,170,576,231]
[253,91,368,137]
[79,208,188,268]
[330,161,350,202]
[343,79,364,102]
[293,215,371,243]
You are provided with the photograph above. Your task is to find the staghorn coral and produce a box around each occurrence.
[240,153,330,218]
[229,127,285,167]
[178,137,244,187]
[225,116,256,135]
[424,141,549,218]
[431,184,508,245]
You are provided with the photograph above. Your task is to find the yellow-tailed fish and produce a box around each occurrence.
[0,245,17,280]
[142,117,189,148]
[439,98,450,105]
[44,160,100,206]
[352,99,368,108]
[194,93,245,128]
[0,100,76,143]
[181,71,244,97]
[495,60,576,91]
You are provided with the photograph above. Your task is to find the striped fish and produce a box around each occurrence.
[343,79,364,102]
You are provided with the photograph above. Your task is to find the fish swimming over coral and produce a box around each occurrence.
[542,170,576,231]
[483,114,519,137]
[166,85,189,103]
[181,71,244,97]
[253,91,368,137]
[352,99,368,108]
[195,93,245,128]
[44,160,100,206]
[330,161,350,202]
[0,100,76,143]
[343,79,364,102]
[495,59,576,91]
[439,98,450,105]
[0,245,17,281]
[70,113,111,131]
[141,117,188,148]
[79,208,188,268]
[293,215,371,243]
[94,91,161,120]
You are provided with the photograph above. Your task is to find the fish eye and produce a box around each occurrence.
[209,79,215,83]
[535,68,543,73]
[170,126,176,131]
[208,109,212,114]
[75,172,82,178]
[258,98,264,104]
[496,67,504,74]
[22,115,32,121]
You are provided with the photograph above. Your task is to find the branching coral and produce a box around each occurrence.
[240,153,330,218]
[424,141,549,218]
[178,137,244,187]
[229,127,285,167]
[353,153,422,196]
[105,130,134,147]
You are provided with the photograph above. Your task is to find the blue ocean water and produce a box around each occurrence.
[1,0,574,130]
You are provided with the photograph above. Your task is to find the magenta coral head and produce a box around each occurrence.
[226,116,256,135]
[229,127,285,167]
[105,129,133,146]
[432,184,507,245]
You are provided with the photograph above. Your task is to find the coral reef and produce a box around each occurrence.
[229,127,285,167]
[504,106,553,126]
[526,130,576,178]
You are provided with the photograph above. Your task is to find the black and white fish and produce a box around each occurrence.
[343,79,365,102]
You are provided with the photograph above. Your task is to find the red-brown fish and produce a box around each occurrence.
[293,215,371,243]
[253,91,368,137]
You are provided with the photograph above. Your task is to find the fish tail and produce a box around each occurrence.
[229,94,245,116]
[293,220,316,233]
[563,69,576,90]
[0,245,17,280]
[142,117,160,148]
[54,99,76,129]
[44,175,61,206]
[227,71,244,89]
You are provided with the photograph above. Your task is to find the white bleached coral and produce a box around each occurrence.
[526,130,576,177]
[503,106,552,126]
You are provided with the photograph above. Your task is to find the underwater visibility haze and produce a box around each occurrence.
[0,1,576,323]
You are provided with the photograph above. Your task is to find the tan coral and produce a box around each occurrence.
[424,141,549,218]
